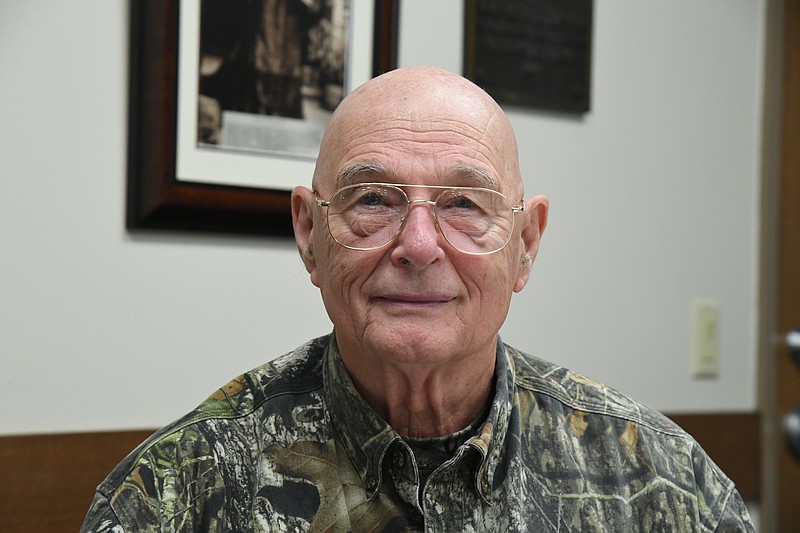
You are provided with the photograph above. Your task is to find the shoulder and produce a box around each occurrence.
[95,335,330,497]
[503,343,753,530]
[198,333,329,419]
[504,342,683,436]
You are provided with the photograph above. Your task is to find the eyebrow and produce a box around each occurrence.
[336,163,390,188]
[336,163,499,190]
[448,164,499,190]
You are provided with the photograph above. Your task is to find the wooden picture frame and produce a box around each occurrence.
[127,0,398,237]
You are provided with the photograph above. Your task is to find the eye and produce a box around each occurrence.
[439,192,482,212]
[359,191,387,207]
[450,195,477,209]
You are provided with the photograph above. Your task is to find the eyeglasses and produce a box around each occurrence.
[315,183,524,255]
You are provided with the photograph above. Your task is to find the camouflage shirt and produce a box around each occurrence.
[81,334,754,532]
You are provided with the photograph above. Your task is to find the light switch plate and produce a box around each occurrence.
[691,300,720,378]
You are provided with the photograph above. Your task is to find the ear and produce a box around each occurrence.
[291,186,320,287]
[514,194,549,293]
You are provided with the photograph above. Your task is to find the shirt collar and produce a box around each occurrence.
[323,334,515,503]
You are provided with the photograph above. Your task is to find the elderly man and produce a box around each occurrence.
[82,66,753,532]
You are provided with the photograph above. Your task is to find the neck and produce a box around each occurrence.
[338,339,496,438]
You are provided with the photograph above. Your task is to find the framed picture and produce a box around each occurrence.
[463,0,592,114]
[128,0,399,237]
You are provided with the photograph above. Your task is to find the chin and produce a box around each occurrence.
[365,326,463,363]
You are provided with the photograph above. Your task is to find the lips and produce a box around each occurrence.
[372,292,455,306]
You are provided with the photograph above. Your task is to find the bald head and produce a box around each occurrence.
[312,66,522,197]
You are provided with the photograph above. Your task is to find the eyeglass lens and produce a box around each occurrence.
[326,184,515,254]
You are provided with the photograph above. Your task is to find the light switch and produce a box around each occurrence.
[692,300,720,378]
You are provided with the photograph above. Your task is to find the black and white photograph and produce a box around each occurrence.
[197,0,350,159]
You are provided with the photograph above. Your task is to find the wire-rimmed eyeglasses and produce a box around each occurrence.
[315,183,524,255]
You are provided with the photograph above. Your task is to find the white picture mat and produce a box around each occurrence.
[176,0,375,190]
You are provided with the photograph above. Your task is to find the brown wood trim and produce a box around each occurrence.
[777,1,800,531]
[0,414,759,530]
[0,429,154,532]
[665,412,760,501]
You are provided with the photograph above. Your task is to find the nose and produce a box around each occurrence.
[390,200,445,267]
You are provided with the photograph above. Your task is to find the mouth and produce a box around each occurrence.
[373,293,455,307]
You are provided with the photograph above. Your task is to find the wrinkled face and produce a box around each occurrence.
[295,68,541,367]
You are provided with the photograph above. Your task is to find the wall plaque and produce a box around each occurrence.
[464,0,593,113]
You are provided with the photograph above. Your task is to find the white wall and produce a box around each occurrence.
[0,0,765,435]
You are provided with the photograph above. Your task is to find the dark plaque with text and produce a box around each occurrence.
[464,0,592,113]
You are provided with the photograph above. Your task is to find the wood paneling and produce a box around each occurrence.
[0,430,153,532]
